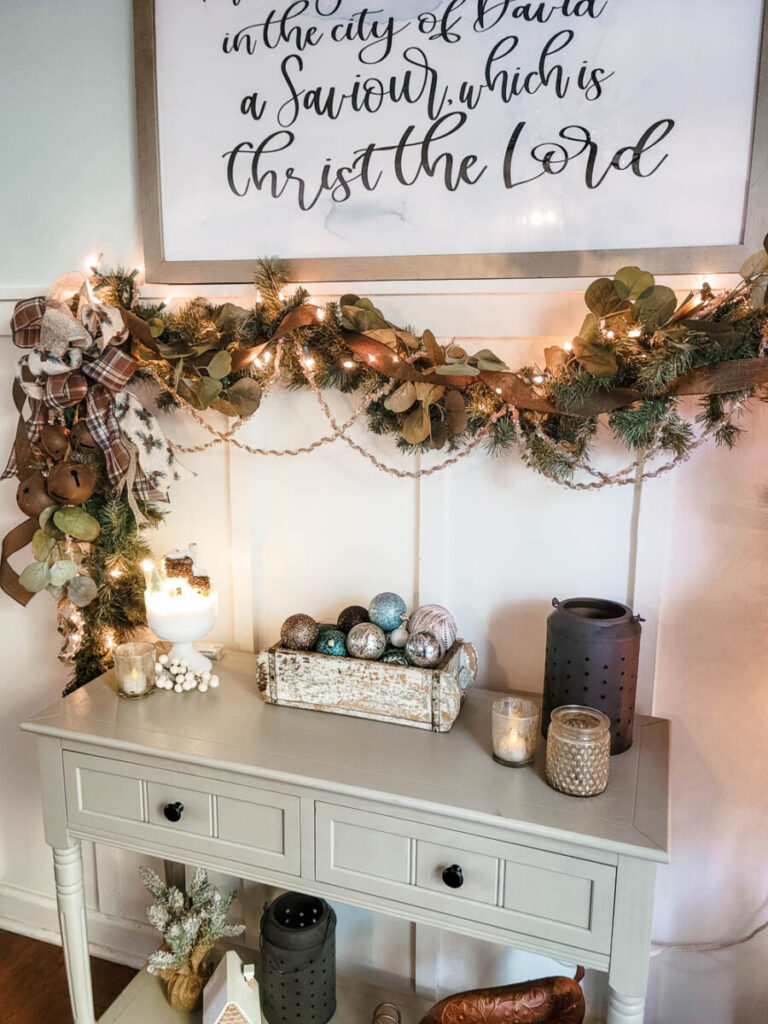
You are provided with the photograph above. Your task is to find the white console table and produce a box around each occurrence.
[22,650,669,1024]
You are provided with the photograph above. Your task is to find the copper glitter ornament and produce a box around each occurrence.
[280,613,319,651]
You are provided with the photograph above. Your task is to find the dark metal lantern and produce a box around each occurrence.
[542,597,642,755]
[260,891,336,1024]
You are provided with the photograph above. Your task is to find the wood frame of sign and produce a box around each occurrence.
[133,0,768,284]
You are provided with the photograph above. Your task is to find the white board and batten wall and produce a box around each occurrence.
[1,2,768,1023]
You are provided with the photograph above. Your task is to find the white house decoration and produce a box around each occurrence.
[203,950,262,1024]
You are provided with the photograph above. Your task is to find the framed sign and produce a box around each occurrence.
[134,0,768,282]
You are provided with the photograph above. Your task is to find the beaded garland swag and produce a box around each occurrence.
[5,246,768,691]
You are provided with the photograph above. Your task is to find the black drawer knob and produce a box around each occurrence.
[163,801,184,823]
[441,864,464,889]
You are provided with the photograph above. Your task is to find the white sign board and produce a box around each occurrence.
[137,0,768,280]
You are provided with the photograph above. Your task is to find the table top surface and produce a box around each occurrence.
[23,650,669,862]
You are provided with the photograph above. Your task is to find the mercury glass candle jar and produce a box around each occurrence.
[491,697,540,767]
[545,705,611,797]
[114,641,156,699]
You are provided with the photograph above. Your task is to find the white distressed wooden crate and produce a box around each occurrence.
[257,640,477,732]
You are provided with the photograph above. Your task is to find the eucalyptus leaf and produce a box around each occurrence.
[430,419,448,450]
[222,377,262,416]
[49,559,79,586]
[177,379,203,410]
[149,318,165,339]
[32,529,56,562]
[739,250,768,281]
[422,329,444,365]
[67,574,98,608]
[363,328,400,350]
[435,363,480,376]
[46,583,65,600]
[613,266,655,301]
[447,346,468,360]
[384,381,417,413]
[472,348,509,371]
[445,390,467,435]
[207,350,232,380]
[544,346,569,373]
[53,506,101,542]
[197,376,223,410]
[213,302,249,331]
[579,314,600,343]
[750,280,768,307]
[633,286,678,329]
[402,405,431,445]
[572,339,618,376]
[339,294,360,307]
[354,308,388,332]
[19,561,50,593]
[585,278,630,319]
[39,505,59,534]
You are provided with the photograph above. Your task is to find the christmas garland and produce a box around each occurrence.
[4,243,768,691]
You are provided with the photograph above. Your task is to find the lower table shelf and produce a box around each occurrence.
[100,963,433,1023]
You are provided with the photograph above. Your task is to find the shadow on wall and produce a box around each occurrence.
[482,600,550,692]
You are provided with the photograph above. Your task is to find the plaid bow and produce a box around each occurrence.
[4,298,140,492]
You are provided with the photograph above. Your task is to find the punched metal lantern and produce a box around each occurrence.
[542,597,643,755]
[260,892,336,1024]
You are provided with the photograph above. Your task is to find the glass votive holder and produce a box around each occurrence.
[491,696,540,767]
[545,705,611,797]
[114,641,156,699]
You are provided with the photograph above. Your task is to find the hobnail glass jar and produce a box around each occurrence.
[545,705,610,797]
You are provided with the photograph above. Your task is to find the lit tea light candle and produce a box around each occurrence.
[491,697,540,767]
[114,642,156,700]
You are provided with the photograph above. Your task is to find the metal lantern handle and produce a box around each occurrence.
[552,597,560,608]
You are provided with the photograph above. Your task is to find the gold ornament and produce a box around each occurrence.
[47,462,97,504]
[40,424,70,461]
[16,472,55,517]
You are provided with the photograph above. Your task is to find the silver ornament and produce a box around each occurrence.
[347,622,387,660]
[389,626,409,648]
[408,604,457,656]
[406,630,442,668]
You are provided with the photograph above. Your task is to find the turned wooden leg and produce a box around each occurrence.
[607,989,645,1023]
[54,843,96,1024]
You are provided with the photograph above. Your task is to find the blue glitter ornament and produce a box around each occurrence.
[315,629,347,657]
[369,592,407,632]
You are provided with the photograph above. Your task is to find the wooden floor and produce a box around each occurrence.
[0,928,137,1023]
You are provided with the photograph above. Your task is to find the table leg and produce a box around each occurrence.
[53,842,96,1024]
[607,989,645,1023]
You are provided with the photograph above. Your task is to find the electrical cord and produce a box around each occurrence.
[650,915,768,957]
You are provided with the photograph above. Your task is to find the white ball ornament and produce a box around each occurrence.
[159,654,169,665]
[209,675,220,688]
[198,682,208,693]
[202,670,211,683]
[173,683,183,693]
[389,626,409,648]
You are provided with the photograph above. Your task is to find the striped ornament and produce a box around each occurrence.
[407,604,457,656]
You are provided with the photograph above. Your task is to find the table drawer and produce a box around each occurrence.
[315,802,615,953]
[64,751,301,875]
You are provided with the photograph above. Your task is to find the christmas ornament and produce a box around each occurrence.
[16,472,55,517]
[337,604,369,633]
[389,626,409,648]
[408,604,457,656]
[315,629,347,657]
[369,592,407,632]
[406,631,442,668]
[69,420,99,452]
[280,613,319,651]
[46,462,97,504]
[40,424,70,461]
[347,621,387,660]
[380,648,409,665]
